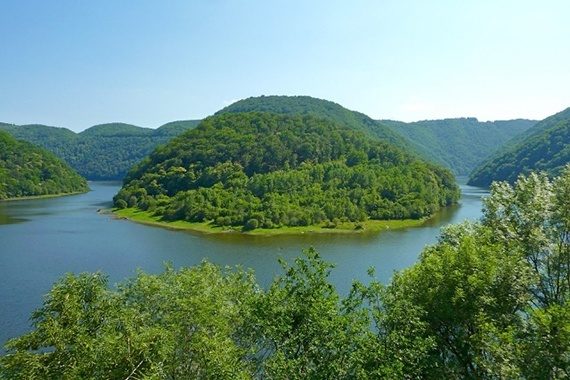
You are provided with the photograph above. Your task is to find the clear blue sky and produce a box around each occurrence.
[1,0,569,131]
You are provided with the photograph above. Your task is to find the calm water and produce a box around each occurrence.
[0,180,488,346]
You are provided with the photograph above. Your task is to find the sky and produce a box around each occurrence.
[1,0,569,132]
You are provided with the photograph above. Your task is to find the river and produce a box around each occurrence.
[0,179,488,346]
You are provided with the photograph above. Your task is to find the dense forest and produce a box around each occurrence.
[0,120,200,180]
[217,95,413,149]
[3,168,569,378]
[382,118,535,175]
[0,130,88,199]
[469,107,570,187]
[1,97,542,183]
[114,112,459,230]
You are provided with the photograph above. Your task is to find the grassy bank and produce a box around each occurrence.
[112,208,426,236]
[0,190,88,202]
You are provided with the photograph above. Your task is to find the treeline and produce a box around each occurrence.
[0,130,88,199]
[3,168,570,378]
[115,112,459,228]
[0,120,199,180]
[469,107,570,187]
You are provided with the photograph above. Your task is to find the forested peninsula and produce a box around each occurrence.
[469,107,570,187]
[0,130,88,200]
[114,112,459,233]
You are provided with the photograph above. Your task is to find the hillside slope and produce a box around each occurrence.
[217,95,412,149]
[381,118,535,175]
[0,120,200,180]
[115,112,459,231]
[0,130,88,199]
[468,107,570,187]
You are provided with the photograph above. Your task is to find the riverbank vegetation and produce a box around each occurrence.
[114,112,459,232]
[2,168,569,378]
[113,207,426,235]
[0,130,88,200]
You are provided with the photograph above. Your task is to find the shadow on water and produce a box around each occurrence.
[422,203,461,227]
[0,212,27,225]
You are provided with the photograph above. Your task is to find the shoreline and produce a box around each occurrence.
[110,208,427,236]
[0,189,89,202]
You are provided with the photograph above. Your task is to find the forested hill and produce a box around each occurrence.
[380,118,536,175]
[0,130,88,199]
[217,96,536,175]
[217,95,412,149]
[0,120,200,180]
[468,107,570,187]
[115,112,459,231]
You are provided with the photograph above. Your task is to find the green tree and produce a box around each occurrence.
[1,264,258,379]
[251,248,369,379]
[360,222,533,378]
[483,168,570,307]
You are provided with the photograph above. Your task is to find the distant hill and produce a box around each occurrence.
[0,120,200,180]
[468,107,570,187]
[155,120,201,136]
[79,123,152,137]
[381,118,536,175]
[217,95,412,150]
[0,130,88,199]
[116,112,459,231]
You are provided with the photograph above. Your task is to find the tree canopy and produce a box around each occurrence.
[217,95,412,149]
[468,107,570,186]
[115,112,459,230]
[0,130,88,199]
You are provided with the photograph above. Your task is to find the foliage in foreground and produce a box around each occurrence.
[3,167,570,379]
